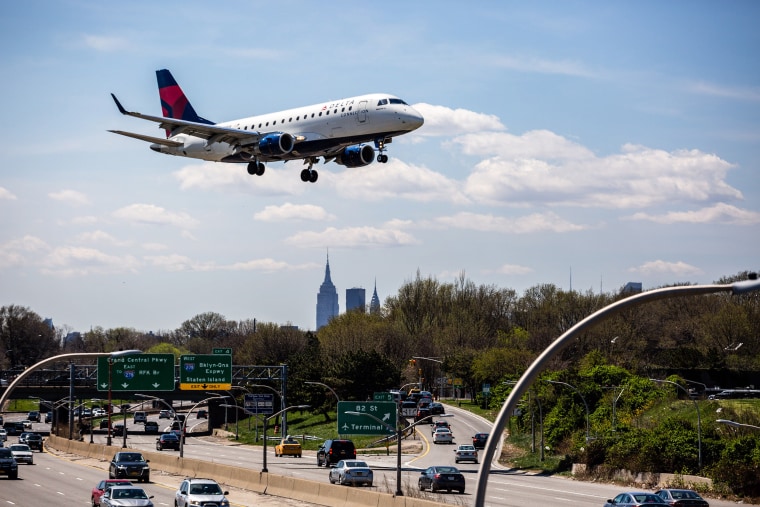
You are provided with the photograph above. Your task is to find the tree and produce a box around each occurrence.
[0,305,60,368]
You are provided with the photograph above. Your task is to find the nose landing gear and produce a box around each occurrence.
[375,138,389,163]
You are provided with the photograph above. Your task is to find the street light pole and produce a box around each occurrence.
[546,380,590,442]
[716,419,760,431]
[262,405,310,473]
[304,381,340,404]
[474,277,760,507]
[179,394,229,458]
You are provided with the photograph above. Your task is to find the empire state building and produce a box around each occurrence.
[316,254,339,330]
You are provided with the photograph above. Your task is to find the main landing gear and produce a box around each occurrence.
[247,160,265,176]
[375,138,389,163]
[300,157,319,183]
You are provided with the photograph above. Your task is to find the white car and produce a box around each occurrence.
[0,428,7,442]
[92,408,106,417]
[454,444,479,463]
[175,478,229,507]
[9,443,33,464]
[21,420,33,430]
[432,427,454,444]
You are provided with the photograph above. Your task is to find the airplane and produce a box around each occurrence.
[109,69,425,183]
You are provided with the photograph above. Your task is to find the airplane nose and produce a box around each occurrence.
[404,108,425,130]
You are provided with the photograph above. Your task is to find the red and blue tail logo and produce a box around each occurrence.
[156,69,213,136]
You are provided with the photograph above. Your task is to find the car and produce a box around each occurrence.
[418,465,465,493]
[317,439,356,467]
[328,459,374,486]
[0,414,3,425]
[93,408,106,417]
[604,492,671,507]
[415,407,432,423]
[27,411,40,422]
[432,427,454,444]
[155,432,180,451]
[21,420,33,430]
[8,443,33,464]
[174,413,187,423]
[91,479,133,507]
[82,408,92,417]
[109,451,150,482]
[400,400,418,418]
[196,409,207,419]
[18,432,33,444]
[454,443,479,463]
[0,428,7,442]
[158,410,173,419]
[430,402,446,415]
[3,422,24,436]
[654,488,710,506]
[133,411,147,424]
[431,420,451,435]
[112,424,125,436]
[175,477,229,507]
[45,412,52,423]
[0,447,18,479]
[472,432,488,449]
[101,485,154,507]
[100,419,112,429]
[144,421,159,434]
[275,436,302,457]
[24,433,43,451]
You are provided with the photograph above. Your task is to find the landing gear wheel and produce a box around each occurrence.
[256,162,265,176]
[300,169,310,182]
[377,154,388,163]
[309,170,318,183]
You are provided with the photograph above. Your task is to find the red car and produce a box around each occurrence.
[91,479,132,506]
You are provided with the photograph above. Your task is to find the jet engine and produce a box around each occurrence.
[258,132,295,156]
[336,144,375,168]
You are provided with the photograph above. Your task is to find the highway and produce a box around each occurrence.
[3,407,747,506]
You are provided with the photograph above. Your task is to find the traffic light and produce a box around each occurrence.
[418,368,423,376]
[409,359,416,367]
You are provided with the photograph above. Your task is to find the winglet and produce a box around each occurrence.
[111,93,128,115]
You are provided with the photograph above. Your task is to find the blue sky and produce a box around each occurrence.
[1,1,758,334]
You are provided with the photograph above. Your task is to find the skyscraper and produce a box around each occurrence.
[316,253,339,329]
[346,287,366,312]
[369,279,381,314]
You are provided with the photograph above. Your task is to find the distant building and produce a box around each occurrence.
[369,280,381,314]
[316,254,339,329]
[623,282,643,293]
[346,287,366,312]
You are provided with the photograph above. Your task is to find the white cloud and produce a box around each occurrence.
[489,54,598,78]
[143,254,317,273]
[0,236,48,268]
[627,203,760,225]
[173,162,303,196]
[82,34,130,52]
[494,264,534,275]
[74,230,131,247]
[41,246,141,276]
[412,103,505,137]
[628,260,703,277]
[0,187,17,200]
[49,189,90,207]
[334,159,470,204]
[112,204,200,229]
[687,81,760,102]
[253,203,335,222]
[284,226,420,249]
[434,211,587,234]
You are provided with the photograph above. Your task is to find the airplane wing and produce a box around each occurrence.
[108,130,183,147]
[110,93,260,146]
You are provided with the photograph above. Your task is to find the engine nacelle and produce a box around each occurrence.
[258,132,295,156]
[336,144,375,168]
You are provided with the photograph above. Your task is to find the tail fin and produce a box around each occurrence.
[155,69,213,135]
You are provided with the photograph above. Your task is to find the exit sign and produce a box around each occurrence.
[97,354,175,392]
[179,354,232,390]
[212,348,232,355]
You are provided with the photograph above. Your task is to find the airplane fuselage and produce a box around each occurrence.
[150,93,423,164]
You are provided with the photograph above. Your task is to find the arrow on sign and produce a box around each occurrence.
[152,383,160,388]
[121,383,129,388]
[382,413,390,422]
[100,383,108,389]
[202,384,208,389]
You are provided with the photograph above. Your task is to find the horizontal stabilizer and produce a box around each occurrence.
[108,130,183,147]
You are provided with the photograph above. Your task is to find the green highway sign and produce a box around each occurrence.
[212,348,232,355]
[373,392,394,402]
[179,354,232,390]
[337,401,396,435]
[97,354,175,392]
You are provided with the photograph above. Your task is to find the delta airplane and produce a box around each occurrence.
[109,69,425,183]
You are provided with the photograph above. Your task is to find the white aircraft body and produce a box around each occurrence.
[110,69,424,182]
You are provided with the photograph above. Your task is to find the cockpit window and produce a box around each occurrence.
[377,99,388,106]
[389,98,408,105]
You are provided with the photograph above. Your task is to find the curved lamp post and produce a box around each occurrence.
[716,419,760,431]
[473,277,760,507]
[651,378,702,470]
[179,394,229,458]
[262,405,310,472]
[304,381,340,404]
[545,380,590,442]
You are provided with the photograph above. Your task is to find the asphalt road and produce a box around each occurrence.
[4,407,751,506]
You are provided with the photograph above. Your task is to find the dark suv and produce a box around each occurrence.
[316,439,356,467]
[24,433,43,451]
[108,452,150,483]
[0,447,18,480]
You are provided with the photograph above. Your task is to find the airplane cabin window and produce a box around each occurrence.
[334,109,337,113]
[273,120,277,125]
[319,112,322,116]
[378,99,388,106]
